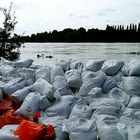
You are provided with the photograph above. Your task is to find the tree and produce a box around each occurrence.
[0,3,22,61]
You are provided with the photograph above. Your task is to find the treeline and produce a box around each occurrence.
[15,23,140,42]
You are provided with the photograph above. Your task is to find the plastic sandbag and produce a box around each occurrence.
[128,59,140,76]
[15,92,41,118]
[51,65,64,81]
[56,59,70,72]
[121,76,140,96]
[0,134,19,140]
[69,99,93,119]
[35,66,51,83]
[10,87,30,103]
[102,76,118,93]
[63,117,97,140]
[2,78,26,96]
[96,118,124,140]
[128,97,140,109]
[85,59,104,72]
[52,76,72,96]
[39,115,64,140]
[0,109,26,127]
[108,87,130,106]
[14,59,33,68]
[30,78,53,101]
[128,125,140,140]
[45,95,77,118]
[70,58,84,71]
[102,59,124,75]
[0,88,3,101]
[0,58,14,66]
[65,69,82,90]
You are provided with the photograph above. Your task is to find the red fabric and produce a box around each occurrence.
[45,125,55,139]
[0,109,26,127]
[33,111,41,119]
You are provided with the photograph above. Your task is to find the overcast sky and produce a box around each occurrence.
[0,0,140,35]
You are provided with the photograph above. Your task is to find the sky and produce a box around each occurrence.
[0,0,140,35]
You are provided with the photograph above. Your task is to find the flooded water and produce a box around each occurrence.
[20,43,140,65]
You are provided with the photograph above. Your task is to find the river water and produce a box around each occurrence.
[20,43,140,66]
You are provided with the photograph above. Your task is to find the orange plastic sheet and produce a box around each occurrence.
[0,97,13,115]
[0,109,26,127]
[14,120,55,140]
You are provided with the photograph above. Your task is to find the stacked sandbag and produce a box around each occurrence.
[65,69,82,90]
[63,117,97,140]
[45,95,77,119]
[102,59,124,75]
[84,59,104,72]
[13,59,33,68]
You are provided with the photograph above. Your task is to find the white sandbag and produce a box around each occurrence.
[85,59,104,72]
[56,59,70,72]
[90,98,122,117]
[102,59,124,75]
[19,68,35,86]
[0,58,14,66]
[35,66,51,83]
[128,125,140,140]
[38,96,51,110]
[15,92,41,117]
[0,88,3,100]
[0,64,14,77]
[10,86,30,103]
[51,65,64,81]
[79,75,106,96]
[2,78,26,96]
[52,76,72,96]
[0,134,19,140]
[70,58,84,71]
[14,59,33,68]
[121,76,140,96]
[96,119,124,140]
[39,115,66,140]
[128,59,140,76]
[102,76,118,93]
[63,117,97,140]
[112,71,123,82]
[30,78,53,101]
[69,99,93,119]
[0,76,12,83]
[45,95,77,118]
[108,87,130,106]
[128,97,140,109]
[65,69,82,89]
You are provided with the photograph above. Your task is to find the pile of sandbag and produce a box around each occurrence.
[1,58,140,140]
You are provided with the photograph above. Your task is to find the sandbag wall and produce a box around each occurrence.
[0,58,140,140]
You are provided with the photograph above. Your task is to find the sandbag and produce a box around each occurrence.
[102,59,124,75]
[102,76,118,93]
[0,58,14,66]
[70,58,84,71]
[79,75,105,96]
[10,87,30,103]
[52,76,72,96]
[51,65,64,81]
[128,125,140,140]
[39,115,65,140]
[2,78,26,96]
[65,69,82,90]
[0,134,19,140]
[56,59,70,72]
[45,95,77,118]
[85,59,104,72]
[69,99,93,119]
[0,88,3,101]
[128,59,140,76]
[15,92,41,118]
[35,66,51,83]
[108,87,130,106]
[30,78,53,101]
[63,117,97,140]
[14,59,33,68]
[121,76,140,96]
[128,97,140,109]
[96,118,124,140]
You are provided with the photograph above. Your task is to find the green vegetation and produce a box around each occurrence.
[0,3,22,61]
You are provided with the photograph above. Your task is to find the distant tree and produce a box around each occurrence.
[0,3,22,61]
[138,23,140,32]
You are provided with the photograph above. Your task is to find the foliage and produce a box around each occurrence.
[0,2,21,61]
